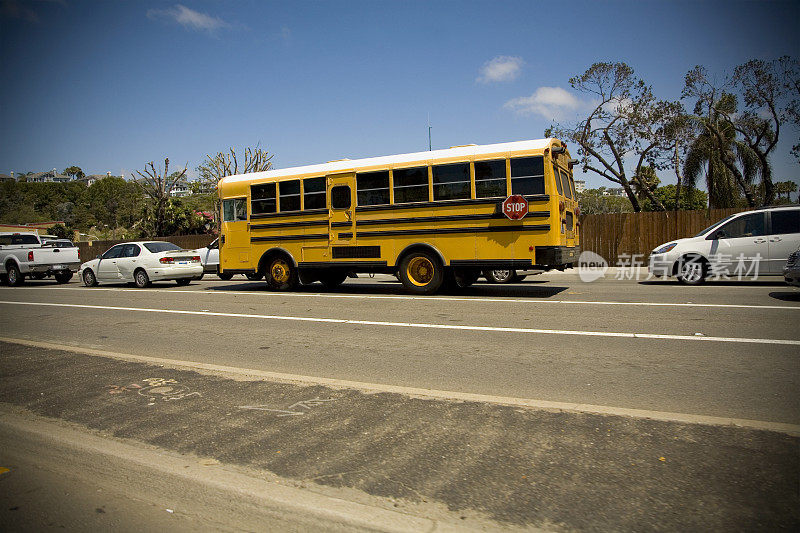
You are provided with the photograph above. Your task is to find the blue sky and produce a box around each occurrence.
[1,0,798,190]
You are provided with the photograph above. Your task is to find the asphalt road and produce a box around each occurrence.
[1,272,798,424]
[1,271,799,531]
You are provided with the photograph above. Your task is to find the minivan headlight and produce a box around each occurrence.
[653,243,677,254]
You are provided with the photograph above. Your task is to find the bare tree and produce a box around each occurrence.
[133,158,187,237]
[196,146,273,228]
[547,62,674,212]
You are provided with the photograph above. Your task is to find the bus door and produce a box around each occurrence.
[220,197,250,270]
[327,172,357,251]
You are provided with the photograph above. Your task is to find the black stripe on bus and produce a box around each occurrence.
[251,220,328,230]
[298,261,387,269]
[354,195,550,213]
[450,259,534,268]
[250,208,328,220]
[354,224,550,238]
[331,211,550,229]
[251,233,328,243]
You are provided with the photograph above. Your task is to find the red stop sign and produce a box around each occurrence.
[502,195,528,220]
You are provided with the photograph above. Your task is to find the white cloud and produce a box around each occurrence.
[476,56,523,84]
[503,87,582,120]
[147,4,230,33]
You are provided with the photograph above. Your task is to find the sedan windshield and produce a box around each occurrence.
[694,215,736,237]
[144,242,182,253]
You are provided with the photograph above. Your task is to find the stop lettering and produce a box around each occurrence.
[502,195,528,220]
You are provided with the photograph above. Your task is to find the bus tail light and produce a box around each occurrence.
[159,257,174,264]
[559,200,565,212]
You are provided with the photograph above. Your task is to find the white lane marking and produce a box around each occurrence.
[2,336,798,436]
[2,300,799,346]
[6,285,800,311]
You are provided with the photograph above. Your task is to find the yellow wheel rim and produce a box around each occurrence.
[271,260,290,283]
[407,256,434,286]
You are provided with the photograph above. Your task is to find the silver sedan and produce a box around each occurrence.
[79,241,203,288]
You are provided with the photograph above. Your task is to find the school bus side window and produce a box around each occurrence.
[251,183,276,214]
[222,198,247,222]
[510,157,545,195]
[474,159,507,198]
[279,180,301,212]
[304,177,326,210]
[432,163,470,201]
[393,167,428,203]
[357,171,390,206]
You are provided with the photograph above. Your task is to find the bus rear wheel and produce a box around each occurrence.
[398,251,443,295]
[265,256,299,291]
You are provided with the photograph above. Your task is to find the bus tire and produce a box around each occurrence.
[319,271,347,289]
[264,255,299,291]
[217,271,233,281]
[398,251,444,295]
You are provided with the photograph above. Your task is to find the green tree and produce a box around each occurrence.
[642,185,708,211]
[682,77,759,208]
[547,62,679,212]
[133,158,187,237]
[577,188,634,214]
[63,166,84,180]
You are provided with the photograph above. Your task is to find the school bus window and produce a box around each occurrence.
[559,169,572,199]
[566,211,574,230]
[432,162,470,201]
[304,177,326,210]
[510,156,545,195]
[551,163,563,196]
[357,171,390,206]
[279,180,301,212]
[251,183,276,215]
[474,159,507,198]
[223,198,247,222]
[393,167,428,203]
[569,175,576,197]
[331,185,351,209]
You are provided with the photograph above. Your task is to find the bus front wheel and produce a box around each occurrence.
[265,256,299,291]
[398,251,444,295]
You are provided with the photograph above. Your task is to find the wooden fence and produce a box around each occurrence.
[76,234,216,262]
[75,208,747,265]
[578,208,747,261]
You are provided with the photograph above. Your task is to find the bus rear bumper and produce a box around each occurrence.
[535,246,580,267]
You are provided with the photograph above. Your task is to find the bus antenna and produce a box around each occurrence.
[427,113,432,151]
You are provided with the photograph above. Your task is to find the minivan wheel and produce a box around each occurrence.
[676,257,707,285]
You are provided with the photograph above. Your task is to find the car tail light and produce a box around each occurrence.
[78,250,81,260]
[191,256,200,263]
[28,251,34,261]
[159,257,174,264]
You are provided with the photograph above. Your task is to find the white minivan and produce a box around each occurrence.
[649,206,800,284]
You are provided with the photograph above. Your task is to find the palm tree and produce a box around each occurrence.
[683,93,758,208]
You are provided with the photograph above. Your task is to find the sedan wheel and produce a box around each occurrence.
[485,269,518,284]
[82,269,98,287]
[134,269,151,288]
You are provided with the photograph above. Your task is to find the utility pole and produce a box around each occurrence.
[427,113,432,151]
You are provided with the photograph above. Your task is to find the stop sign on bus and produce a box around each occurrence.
[502,195,528,220]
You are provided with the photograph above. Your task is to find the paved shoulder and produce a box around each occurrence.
[0,341,797,531]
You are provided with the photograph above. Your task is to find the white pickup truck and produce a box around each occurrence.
[0,232,82,286]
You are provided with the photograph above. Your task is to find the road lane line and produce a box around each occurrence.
[5,286,800,311]
[2,336,798,436]
[2,300,799,346]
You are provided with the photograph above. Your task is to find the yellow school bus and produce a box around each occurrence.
[218,138,579,294]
